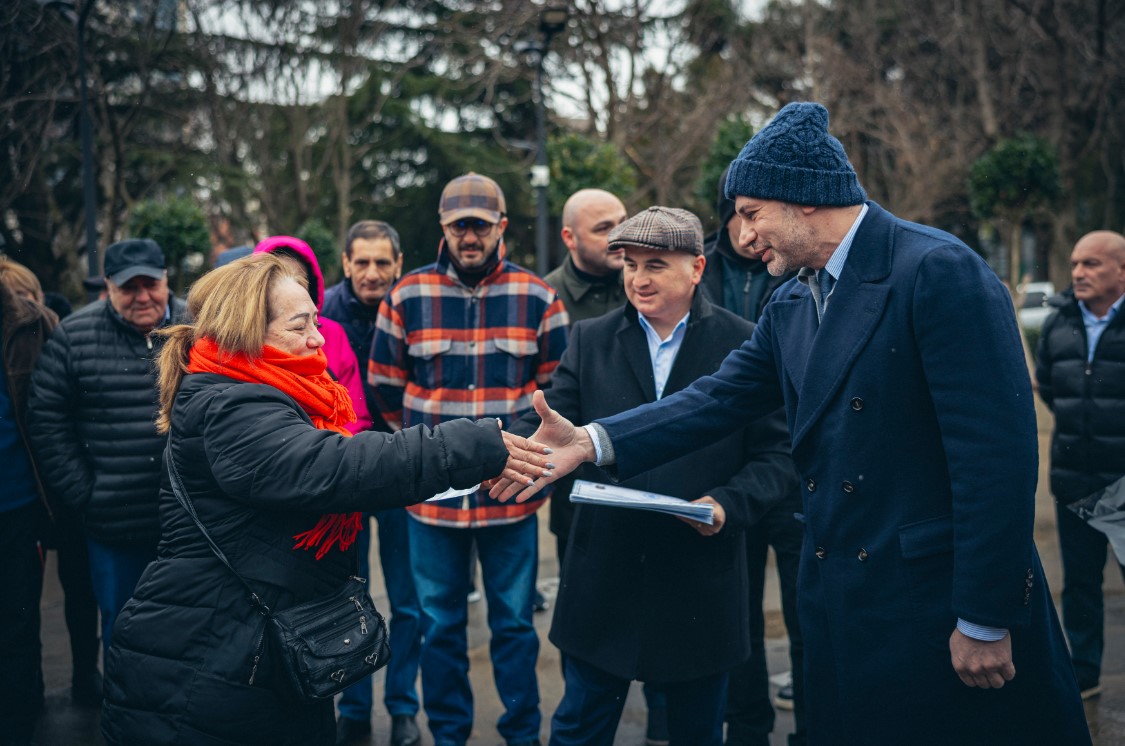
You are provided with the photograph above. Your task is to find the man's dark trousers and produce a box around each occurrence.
[550,656,727,746]
[726,500,805,745]
[1055,500,1125,690]
[0,501,45,742]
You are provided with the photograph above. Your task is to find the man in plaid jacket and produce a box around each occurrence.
[369,173,568,746]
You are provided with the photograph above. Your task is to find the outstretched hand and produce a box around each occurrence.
[489,390,596,503]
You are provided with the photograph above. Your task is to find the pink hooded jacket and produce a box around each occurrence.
[253,236,373,434]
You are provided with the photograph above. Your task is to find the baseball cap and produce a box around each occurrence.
[607,207,704,256]
[104,239,167,286]
[439,173,507,224]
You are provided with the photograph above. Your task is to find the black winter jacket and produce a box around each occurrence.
[1036,291,1125,502]
[101,373,508,745]
[28,297,187,546]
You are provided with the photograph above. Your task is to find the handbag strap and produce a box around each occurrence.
[164,448,272,616]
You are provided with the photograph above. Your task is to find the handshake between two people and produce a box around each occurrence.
[490,391,726,538]
[491,390,594,503]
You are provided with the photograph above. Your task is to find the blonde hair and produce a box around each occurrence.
[155,253,306,433]
[0,258,44,303]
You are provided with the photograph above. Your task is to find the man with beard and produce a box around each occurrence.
[545,189,629,324]
[370,173,568,746]
[493,102,1090,745]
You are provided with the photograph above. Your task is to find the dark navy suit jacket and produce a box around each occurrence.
[597,202,1089,744]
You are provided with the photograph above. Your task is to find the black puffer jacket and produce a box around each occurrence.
[1035,290,1125,502]
[28,297,187,546]
[101,373,508,745]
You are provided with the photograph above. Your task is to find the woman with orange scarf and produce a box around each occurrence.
[100,254,551,746]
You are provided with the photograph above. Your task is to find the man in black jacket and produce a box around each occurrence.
[1036,230,1125,700]
[29,238,186,665]
[519,207,797,745]
[702,169,806,745]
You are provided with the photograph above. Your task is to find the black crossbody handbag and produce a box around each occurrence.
[165,449,390,702]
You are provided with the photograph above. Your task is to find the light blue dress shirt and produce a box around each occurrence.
[636,311,690,400]
[1079,294,1124,363]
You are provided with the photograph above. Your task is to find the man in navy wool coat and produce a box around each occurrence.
[494,102,1090,744]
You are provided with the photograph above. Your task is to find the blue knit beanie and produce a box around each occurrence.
[725,102,866,206]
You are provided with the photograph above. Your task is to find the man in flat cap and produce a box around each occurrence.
[497,103,1089,744]
[29,238,186,667]
[511,206,797,745]
[369,173,568,746]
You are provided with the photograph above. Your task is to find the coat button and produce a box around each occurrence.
[857,548,868,561]
[850,397,864,411]
[807,479,817,492]
[842,481,855,493]
[815,547,827,559]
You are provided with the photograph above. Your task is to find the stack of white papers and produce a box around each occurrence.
[569,480,713,525]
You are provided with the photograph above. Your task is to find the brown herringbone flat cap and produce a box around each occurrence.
[607,206,704,255]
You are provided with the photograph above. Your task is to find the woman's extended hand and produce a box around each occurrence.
[485,428,557,492]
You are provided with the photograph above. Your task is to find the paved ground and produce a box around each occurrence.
[29,360,1125,745]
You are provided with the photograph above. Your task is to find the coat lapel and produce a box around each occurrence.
[617,310,657,402]
[772,292,818,397]
[790,203,895,447]
[664,292,718,395]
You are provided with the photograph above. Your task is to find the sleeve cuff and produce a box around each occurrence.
[957,618,1009,642]
[583,423,615,466]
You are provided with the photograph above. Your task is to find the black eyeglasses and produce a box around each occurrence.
[445,218,495,237]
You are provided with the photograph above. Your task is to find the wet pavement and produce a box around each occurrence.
[30,385,1125,745]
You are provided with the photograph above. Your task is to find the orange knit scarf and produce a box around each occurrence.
[187,337,361,559]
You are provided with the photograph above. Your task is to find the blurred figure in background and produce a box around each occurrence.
[0,269,57,746]
[1036,230,1125,700]
[0,259,101,709]
[29,239,186,669]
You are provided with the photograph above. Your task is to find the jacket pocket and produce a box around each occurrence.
[898,514,954,560]
[407,338,453,390]
[898,514,955,627]
[490,337,539,388]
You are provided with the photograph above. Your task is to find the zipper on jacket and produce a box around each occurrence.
[248,624,267,685]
